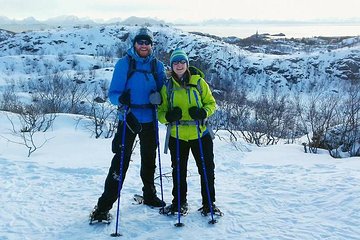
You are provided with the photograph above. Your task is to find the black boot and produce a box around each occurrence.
[143,195,166,207]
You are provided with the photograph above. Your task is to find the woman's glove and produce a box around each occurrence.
[188,106,207,120]
[165,107,182,122]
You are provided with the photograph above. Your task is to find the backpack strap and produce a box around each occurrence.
[125,55,161,109]
[151,58,163,91]
[166,73,203,109]
[151,59,158,83]
[166,79,174,108]
[187,81,202,96]
[126,55,161,90]
[127,55,136,80]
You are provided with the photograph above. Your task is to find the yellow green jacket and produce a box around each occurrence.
[158,74,216,141]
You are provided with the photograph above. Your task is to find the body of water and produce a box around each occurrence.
[176,23,360,39]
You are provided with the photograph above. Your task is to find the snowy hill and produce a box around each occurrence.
[0,24,359,97]
[0,23,360,157]
[1,23,360,239]
[0,112,359,239]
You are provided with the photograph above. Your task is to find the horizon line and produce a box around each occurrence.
[1,15,360,25]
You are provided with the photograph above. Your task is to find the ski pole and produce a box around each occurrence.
[174,120,184,227]
[193,90,216,224]
[111,106,128,237]
[154,106,165,212]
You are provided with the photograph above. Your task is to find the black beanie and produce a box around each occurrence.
[133,27,154,45]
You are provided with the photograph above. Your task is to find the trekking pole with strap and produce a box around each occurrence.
[154,105,165,213]
[193,90,217,224]
[174,120,184,227]
[111,106,129,237]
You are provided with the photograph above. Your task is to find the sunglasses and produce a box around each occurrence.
[173,60,187,65]
[136,39,151,46]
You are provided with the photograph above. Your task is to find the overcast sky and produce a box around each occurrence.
[1,0,360,22]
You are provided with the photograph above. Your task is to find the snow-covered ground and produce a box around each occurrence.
[0,112,359,240]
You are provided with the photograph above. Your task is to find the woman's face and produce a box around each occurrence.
[172,60,187,77]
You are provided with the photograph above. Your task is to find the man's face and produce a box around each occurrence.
[134,39,152,58]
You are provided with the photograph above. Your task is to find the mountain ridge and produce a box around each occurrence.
[0,24,359,97]
[0,24,359,157]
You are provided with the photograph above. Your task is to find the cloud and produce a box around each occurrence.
[0,0,359,21]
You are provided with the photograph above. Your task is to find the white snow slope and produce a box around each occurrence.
[0,112,360,240]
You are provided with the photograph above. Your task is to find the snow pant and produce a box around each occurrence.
[97,121,157,212]
[168,132,215,206]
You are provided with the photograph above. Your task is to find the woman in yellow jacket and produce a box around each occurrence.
[158,49,221,216]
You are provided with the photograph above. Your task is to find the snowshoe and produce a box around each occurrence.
[89,205,112,225]
[133,194,144,204]
[159,203,189,216]
[198,203,224,217]
[133,194,166,208]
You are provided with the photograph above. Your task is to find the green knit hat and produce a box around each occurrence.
[170,49,189,67]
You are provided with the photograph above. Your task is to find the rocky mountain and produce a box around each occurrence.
[0,24,359,157]
[0,15,168,33]
[0,29,15,42]
[0,24,359,98]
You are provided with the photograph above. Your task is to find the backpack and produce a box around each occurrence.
[166,65,204,107]
[163,66,215,154]
[189,66,205,79]
[126,55,161,90]
[120,55,161,132]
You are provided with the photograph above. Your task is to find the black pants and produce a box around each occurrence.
[97,121,157,212]
[168,133,215,206]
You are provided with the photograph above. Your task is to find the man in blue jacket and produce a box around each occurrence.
[91,27,166,222]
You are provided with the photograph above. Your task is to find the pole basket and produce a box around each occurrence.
[174,222,185,227]
[110,232,122,237]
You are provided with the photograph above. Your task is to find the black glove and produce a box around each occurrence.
[149,91,162,105]
[188,106,207,120]
[119,89,131,106]
[165,107,182,123]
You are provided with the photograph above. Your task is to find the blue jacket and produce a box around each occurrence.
[108,48,166,123]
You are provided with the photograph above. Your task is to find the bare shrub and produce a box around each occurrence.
[28,72,90,114]
[3,105,56,157]
[241,89,296,146]
[81,80,117,139]
[0,80,23,113]
[325,85,360,157]
[297,93,340,153]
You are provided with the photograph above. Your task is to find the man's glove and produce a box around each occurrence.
[188,106,207,120]
[119,89,131,106]
[165,107,182,123]
[149,91,162,105]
